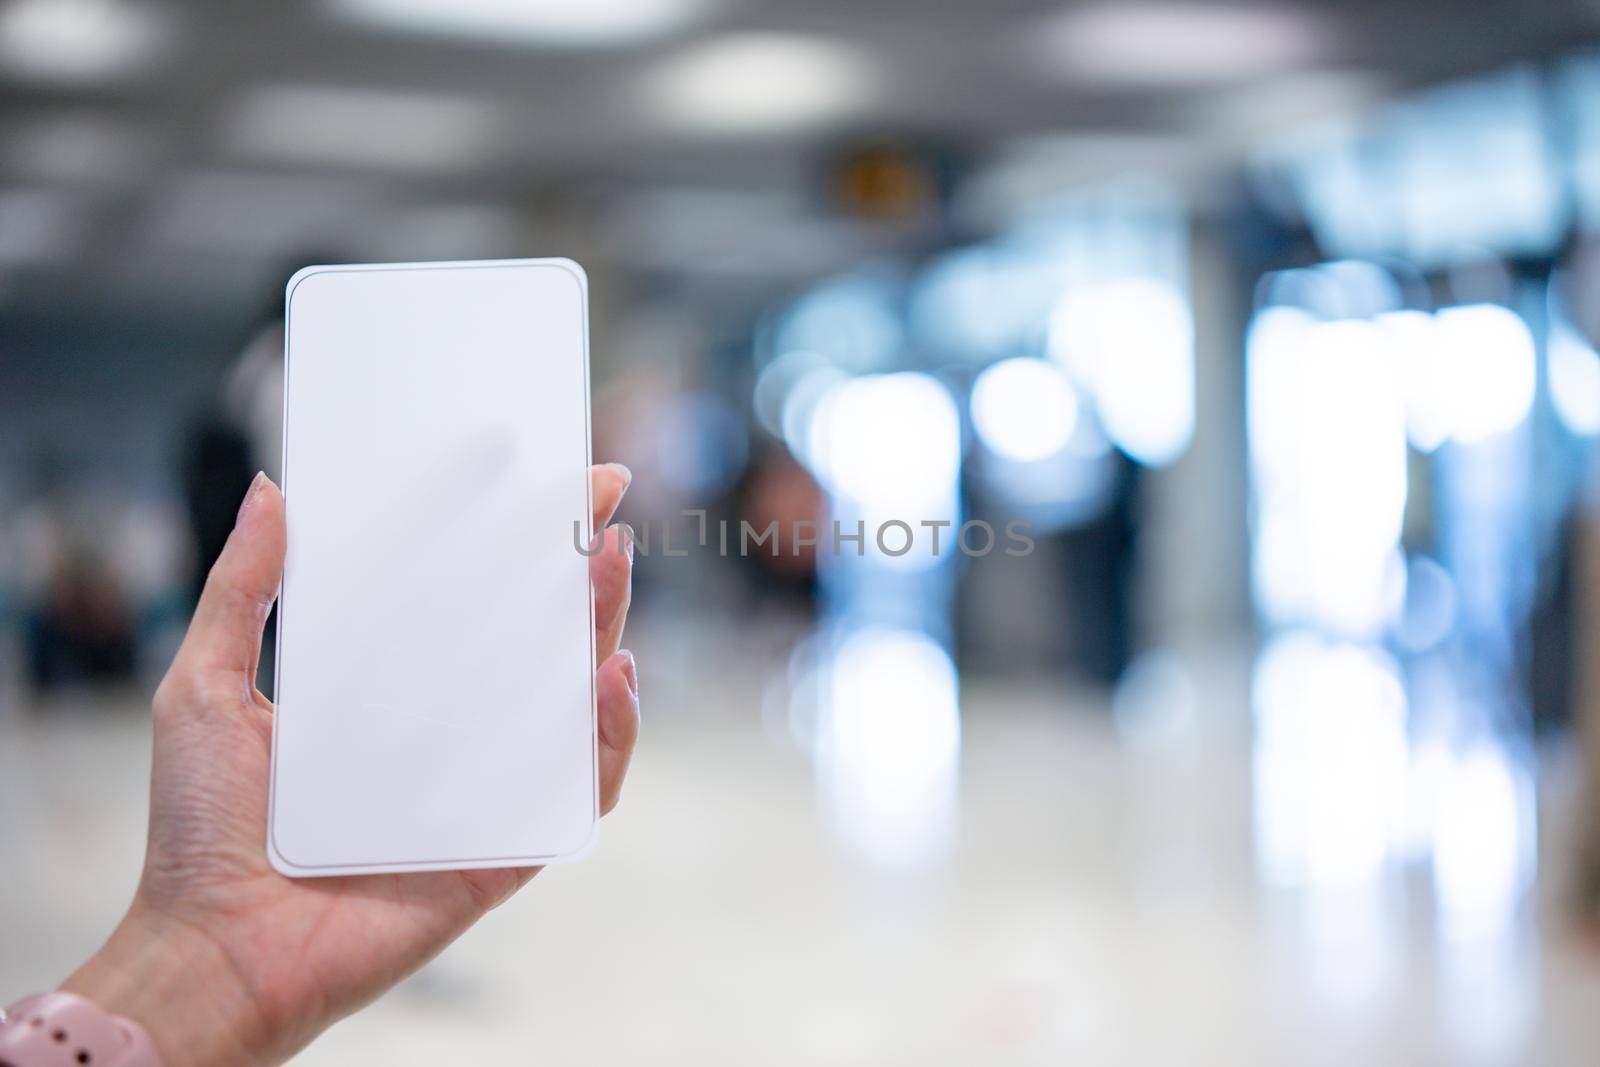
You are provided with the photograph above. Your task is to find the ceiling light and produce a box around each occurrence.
[1029,2,1321,87]
[607,186,862,274]
[0,189,87,265]
[959,132,1193,227]
[331,0,710,46]
[645,33,877,135]
[142,170,382,252]
[372,202,525,260]
[1202,69,1388,140]
[7,114,151,184]
[0,0,171,83]
[224,85,502,172]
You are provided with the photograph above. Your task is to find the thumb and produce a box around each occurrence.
[176,471,286,682]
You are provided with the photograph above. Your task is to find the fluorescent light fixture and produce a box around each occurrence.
[372,202,524,260]
[331,0,710,46]
[646,33,876,135]
[959,133,1192,229]
[1029,2,1321,87]
[8,114,150,184]
[0,189,87,265]
[606,186,863,276]
[0,0,171,83]
[1203,70,1388,140]
[142,170,381,252]
[224,85,502,172]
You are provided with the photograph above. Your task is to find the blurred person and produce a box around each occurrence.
[179,418,254,607]
[1572,499,1600,933]
[1060,453,1140,685]
[220,308,287,485]
[25,546,136,688]
[738,447,826,596]
[0,465,640,1067]
[179,258,304,687]
[1558,244,1600,934]
[14,464,195,698]
[14,470,148,694]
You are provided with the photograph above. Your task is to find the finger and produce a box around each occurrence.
[175,472,285,685]
[591,523,633,663]
[597,650,639,815]
[590,462,630,532]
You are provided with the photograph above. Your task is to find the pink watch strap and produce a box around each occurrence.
[0,992,163,1067]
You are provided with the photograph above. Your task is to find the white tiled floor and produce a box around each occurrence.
[4,623,1600,1065]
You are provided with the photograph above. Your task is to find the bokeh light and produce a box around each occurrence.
[970,356,1079,463]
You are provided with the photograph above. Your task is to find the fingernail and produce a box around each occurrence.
[236,471,267,526]
[620,649,638,698]
[621,523,635,562]
[607,462,633,488]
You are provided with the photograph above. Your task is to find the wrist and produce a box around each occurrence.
[61,904,266,1067]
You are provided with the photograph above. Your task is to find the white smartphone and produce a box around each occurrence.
[268,258,598,877]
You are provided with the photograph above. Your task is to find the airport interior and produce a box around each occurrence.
[7,0,1600,1063]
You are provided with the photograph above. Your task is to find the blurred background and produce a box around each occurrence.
[6,0,1600,1062]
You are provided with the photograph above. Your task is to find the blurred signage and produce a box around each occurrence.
[827,142,954,225]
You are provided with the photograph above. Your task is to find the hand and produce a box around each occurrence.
[61,465,639,1067]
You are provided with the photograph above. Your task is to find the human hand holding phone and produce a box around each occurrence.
[55,463,638,1067]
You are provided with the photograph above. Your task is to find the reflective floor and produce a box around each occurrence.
[4,618,1600,1066]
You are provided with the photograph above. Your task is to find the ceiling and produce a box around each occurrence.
[1,0,1598,319]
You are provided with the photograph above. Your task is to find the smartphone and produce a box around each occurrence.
[268,258,597,877]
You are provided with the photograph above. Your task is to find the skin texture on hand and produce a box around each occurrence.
[62,465,639,1067]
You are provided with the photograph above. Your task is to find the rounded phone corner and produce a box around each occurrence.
[266,825,318,879]
[283,264,337,308]
[547,816,600,865]
[540,257,588,293]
